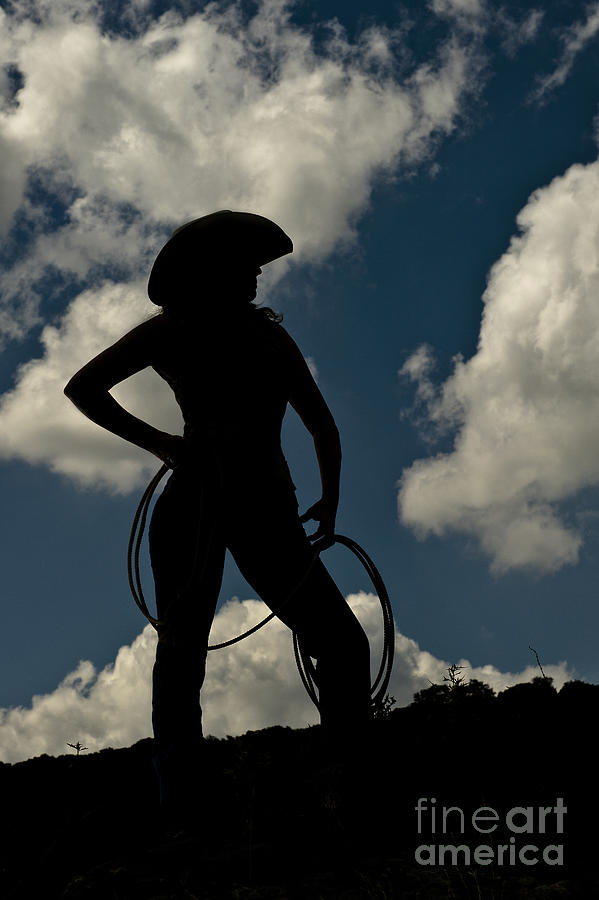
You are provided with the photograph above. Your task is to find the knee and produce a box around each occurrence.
[338,610,370,657]
[358,621,370,653]
[351,622,370,669]
[313,615,370,667]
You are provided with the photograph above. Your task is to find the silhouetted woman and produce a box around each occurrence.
[64,211,371,813]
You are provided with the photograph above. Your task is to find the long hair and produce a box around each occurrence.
[255,305,283,323]
[158,300,282,324]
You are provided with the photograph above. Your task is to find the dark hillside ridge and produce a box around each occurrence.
[1,677,597,899]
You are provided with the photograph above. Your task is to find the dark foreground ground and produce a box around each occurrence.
[0,677,597,899]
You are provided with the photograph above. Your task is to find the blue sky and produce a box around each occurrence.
[1,0,599,761]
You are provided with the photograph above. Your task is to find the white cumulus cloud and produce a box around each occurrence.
[0,0,478,332]
[0,590,572,763]
[399,157,599,574]
[0,0,481,491]
[0,280,179,491]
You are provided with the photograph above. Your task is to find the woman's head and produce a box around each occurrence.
[148,211,292,313]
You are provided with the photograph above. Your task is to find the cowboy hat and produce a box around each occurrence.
[148,210,293,306]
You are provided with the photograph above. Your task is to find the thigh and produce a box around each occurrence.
[225,487,358,651]
[225,487,311,608]
[149,465,225,632]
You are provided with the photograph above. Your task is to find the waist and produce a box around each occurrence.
[180,433,296,490]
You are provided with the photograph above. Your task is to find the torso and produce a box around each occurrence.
[149,309,296,489]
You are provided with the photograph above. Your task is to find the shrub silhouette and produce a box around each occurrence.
[496,675,557,719]
[1,679,598,899]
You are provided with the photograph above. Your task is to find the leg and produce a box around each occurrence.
[226,488,371,733]
[149,466,225,817]
[296,560,371,731]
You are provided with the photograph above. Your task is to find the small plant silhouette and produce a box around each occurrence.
[529,645,548,679]
[442,663,467,690]
[67,741,88,756]
[371,693,396,719]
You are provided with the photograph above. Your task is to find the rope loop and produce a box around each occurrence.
[128,465,395,707]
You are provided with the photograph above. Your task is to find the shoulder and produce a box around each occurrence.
[275,326,312,376]
[131,312,166,341]
[115,313,167,356]
[266,320,303,355]
[65,313,167,393]
[98,312,168,371]
[267,323,319,392]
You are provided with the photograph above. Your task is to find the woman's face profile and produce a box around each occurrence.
[162,249,263,316]
[202,258,262,305]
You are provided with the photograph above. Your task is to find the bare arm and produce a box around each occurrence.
[278,326,341,548]
[64,316,183,467]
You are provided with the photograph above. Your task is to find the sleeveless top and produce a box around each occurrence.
[151,309,296,492]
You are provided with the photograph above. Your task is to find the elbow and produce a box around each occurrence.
[64,371,92,405]
[314,418,341,449]
[327,424,341,453]
[323,417,340,442]
[63,375,80,402]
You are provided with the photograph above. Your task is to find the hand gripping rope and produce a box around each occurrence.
[127,464,395,710]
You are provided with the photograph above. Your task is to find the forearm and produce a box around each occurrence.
[65,385,173,460]
[299,423,341,546]
[313,423,341,505]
